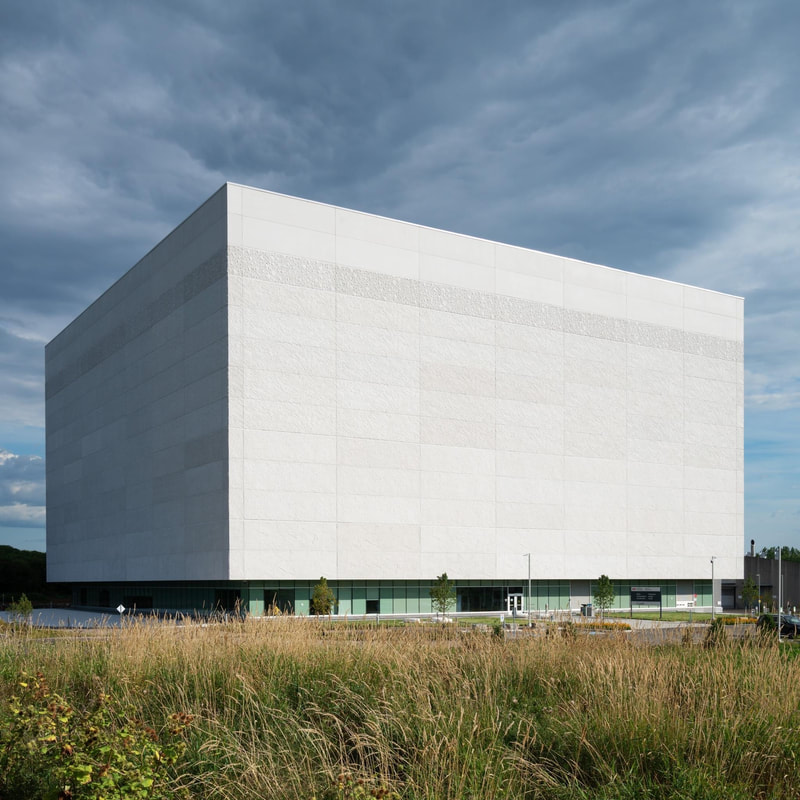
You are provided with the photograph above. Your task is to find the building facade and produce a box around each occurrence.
[46,183,744,615]
[733,554,800,614]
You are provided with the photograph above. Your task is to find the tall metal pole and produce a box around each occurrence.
[710,556,716,621]
[778,547,782,643]
[757,572,761,614]
[524,553,531,627]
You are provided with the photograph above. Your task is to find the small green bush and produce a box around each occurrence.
[0,671,191,800]
[704,617,728,648]
[311,577,336,615]
[313,772,400,799]
[7,593,32,626]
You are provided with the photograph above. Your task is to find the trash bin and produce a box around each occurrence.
[581,603,593,617]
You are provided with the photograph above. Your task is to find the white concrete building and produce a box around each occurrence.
[46,183,744,615]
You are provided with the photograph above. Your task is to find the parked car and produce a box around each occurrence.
[756,614,800,638]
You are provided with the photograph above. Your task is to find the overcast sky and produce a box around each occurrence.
[1,1,798,553]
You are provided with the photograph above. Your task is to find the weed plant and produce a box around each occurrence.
[0,618,798,799]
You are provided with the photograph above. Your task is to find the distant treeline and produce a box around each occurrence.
[759,546,800,563]
[0,545,46,594]
[0,545,69,604]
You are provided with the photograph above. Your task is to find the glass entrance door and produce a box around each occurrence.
[507,593,523,613]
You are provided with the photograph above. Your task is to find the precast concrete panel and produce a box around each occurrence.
[228,183,743,583]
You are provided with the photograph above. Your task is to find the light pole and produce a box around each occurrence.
[524,553,531,627]
[710,556,716,621]
[778,547,782,643]
[756,572,761,614]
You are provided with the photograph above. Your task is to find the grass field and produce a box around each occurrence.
[0,617,797,799]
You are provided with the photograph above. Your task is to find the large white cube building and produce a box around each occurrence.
[46,183,744,615]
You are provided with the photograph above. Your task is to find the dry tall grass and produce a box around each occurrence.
[1,618,797,799]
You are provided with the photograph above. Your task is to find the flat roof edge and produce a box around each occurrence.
[227,182,744,302]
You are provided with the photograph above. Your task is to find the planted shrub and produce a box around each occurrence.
[704,616,728,648]
[6,593,32,627]
[0,671,191,800]
[311,577,336,615]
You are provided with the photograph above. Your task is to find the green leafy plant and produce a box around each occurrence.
[593,574,614,619]
[311,577,336,615]
[429,573,456,618]
[703,617,728,649]
[0,671,191,800]
[492,618,504,638]
[314,772,400,799]
[741,576,759,612]
[7,592,33,627]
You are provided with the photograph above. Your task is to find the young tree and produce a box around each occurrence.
[741,576,759,613]
[310,577,336,615]
[8,593,33,627]
[593,575,614,620]
[430,573,456,619]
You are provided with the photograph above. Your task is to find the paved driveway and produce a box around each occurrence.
[0,609,123,628]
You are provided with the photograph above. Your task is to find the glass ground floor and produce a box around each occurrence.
[70,578,715,616]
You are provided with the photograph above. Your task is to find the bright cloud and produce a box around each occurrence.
[0,450,45,529]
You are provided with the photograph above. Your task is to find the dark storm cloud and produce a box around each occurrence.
[1,0,799,546]
[0,324,44,429]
